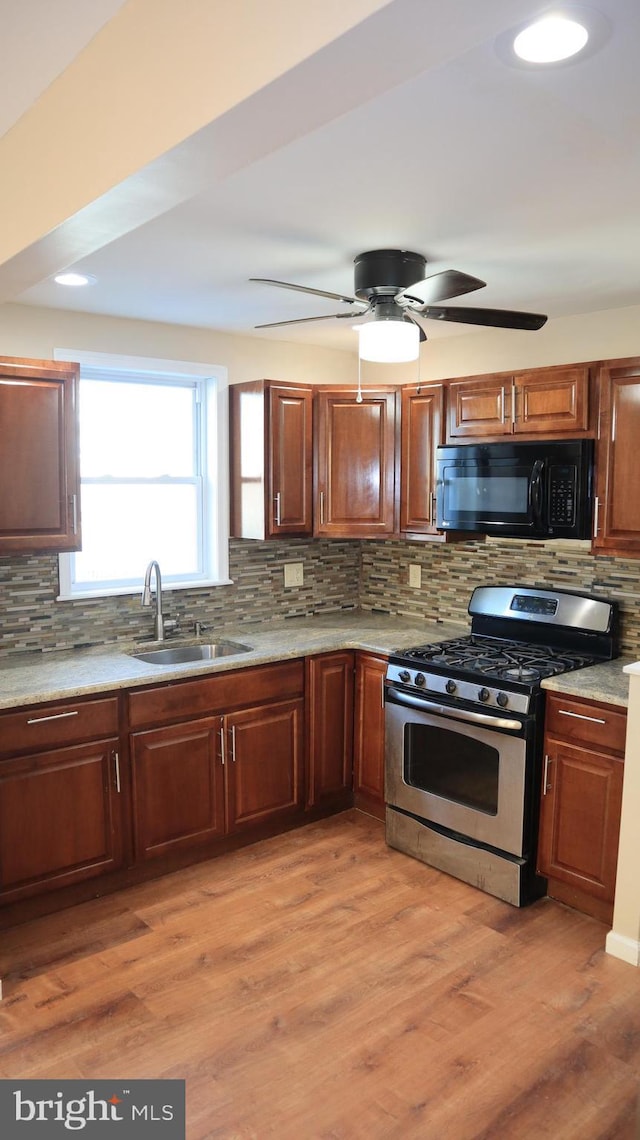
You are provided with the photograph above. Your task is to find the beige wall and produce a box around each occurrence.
[0,302,358,387]
[3,297,640,389]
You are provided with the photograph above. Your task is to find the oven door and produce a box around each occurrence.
[385,685,529,857]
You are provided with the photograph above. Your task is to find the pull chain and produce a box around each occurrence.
[356,353,363,403]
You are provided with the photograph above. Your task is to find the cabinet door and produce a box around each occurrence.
[0,738,123,903]
[315,389,397,537]
[0,357,80,553]
[400,384,443,535]
[229,380,312,539]
[593,361,640,554]
[514,366,589,435]
[269,385,313,536]
[306,652,354,808]
[537,738,623,906]
[226,698,304,832]
[353,653,387,821]
[446,376,512,439]
[130,716,225,860]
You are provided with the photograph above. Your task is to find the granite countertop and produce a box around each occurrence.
[0,612,467,712]
[541,656,633,708]
[0,610,632,712]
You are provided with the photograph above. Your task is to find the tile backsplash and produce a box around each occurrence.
[0,539,361,655]
[1,536,640,658]
[360,538,640,657]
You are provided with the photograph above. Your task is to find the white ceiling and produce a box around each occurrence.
[6,0,640,352]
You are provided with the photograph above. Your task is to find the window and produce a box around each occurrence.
[56,350,229,599]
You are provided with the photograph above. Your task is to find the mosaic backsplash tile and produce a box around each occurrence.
[1,537,639,658]
[359,538,640,657]
[0,539,361,656]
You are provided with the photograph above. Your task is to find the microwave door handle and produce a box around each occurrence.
[530,459,545,529]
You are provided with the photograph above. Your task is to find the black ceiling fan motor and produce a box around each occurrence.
[353,249,427,300]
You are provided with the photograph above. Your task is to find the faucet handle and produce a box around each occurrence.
[194,621,208,637]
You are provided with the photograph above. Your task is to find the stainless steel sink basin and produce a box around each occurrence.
[131,641,252,665]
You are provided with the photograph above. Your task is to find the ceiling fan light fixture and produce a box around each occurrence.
[513,14,588,62]
[357,315,420,363]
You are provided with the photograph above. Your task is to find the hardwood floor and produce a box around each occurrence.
[1,810,639,1139]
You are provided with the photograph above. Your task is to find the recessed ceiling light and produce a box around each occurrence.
[53,271,96,287]
[495,7,610,69]
[514,15,588,62]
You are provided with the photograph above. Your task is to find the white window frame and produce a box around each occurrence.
[55,348,230,600]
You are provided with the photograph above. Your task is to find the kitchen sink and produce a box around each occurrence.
[131,641,252,665]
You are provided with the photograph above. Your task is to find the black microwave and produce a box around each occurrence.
[436,438,594,539]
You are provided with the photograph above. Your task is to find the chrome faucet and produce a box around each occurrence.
[142,560,170,641]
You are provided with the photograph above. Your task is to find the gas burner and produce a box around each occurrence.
[503,665,539,681]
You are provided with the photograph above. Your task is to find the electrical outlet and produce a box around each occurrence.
[284,562,304,588]
[409,563,422,589]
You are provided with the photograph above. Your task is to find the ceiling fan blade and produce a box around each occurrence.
[423,306,547,331]
[405,311,428,342]
[250,277,366,307]
[396,270,486,308]
[255,310,366,329]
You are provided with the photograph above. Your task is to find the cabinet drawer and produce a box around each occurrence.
[545,694,627,755]
[128,660,305,730]
[0,696,119,758]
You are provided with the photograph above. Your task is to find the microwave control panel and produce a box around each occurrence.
[548,463,577,525]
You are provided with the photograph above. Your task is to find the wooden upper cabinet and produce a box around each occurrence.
[514,366,589,435]
[229,380,313,539]
[446,365,590,442]
[400,383,444,536]
[447,374,512,439]
[593,358,640,556]
[0,355,81,553]
[315,388,398,537]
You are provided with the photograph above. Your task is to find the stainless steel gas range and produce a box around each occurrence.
[384,586,618,906]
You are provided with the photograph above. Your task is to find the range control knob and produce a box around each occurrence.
[415,672,426,687]
[445,679,457,694]
[478,687,491,703]
[496,691,509,708]
[398,669,411,684]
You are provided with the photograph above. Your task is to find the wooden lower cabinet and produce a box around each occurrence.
[353,652,387,820]
[0,737,124,903]
[537,693,626,923]
[306,652,354,809]
[227,699,303,832]
[131,696,304,860]
[130,716,226,860]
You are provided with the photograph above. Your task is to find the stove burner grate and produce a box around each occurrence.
[399,635,597,686]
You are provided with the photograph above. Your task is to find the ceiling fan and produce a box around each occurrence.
[250,249,548,353]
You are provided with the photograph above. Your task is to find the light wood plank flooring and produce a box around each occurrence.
[1,810,639,1139]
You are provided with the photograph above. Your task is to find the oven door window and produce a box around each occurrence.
[404,723,499,815]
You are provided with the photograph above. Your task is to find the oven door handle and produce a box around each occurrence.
[386,686,523,733]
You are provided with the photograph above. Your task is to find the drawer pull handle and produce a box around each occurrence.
[230,723,237,763]
[220,725,226,766]
[557,709,606,725]
[27,710,79,725]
